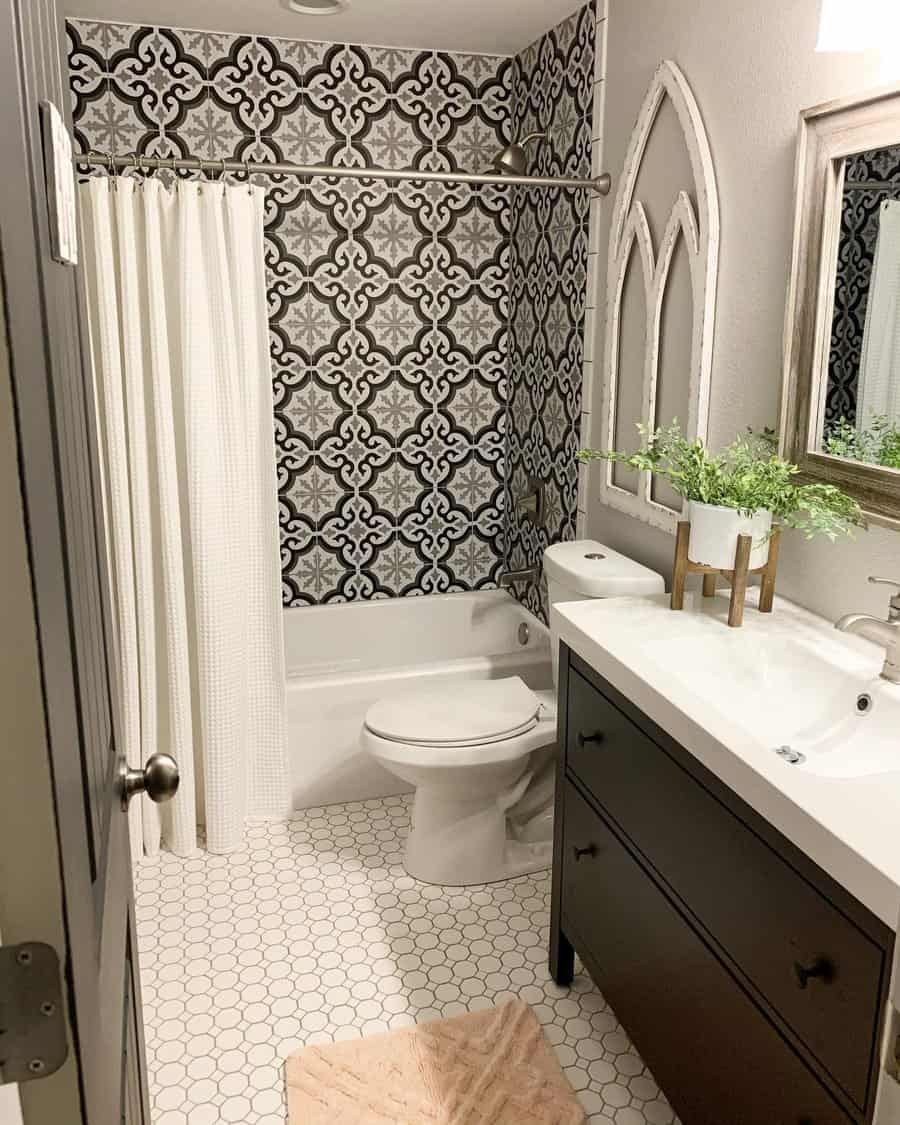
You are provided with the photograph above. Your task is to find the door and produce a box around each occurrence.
[0,1,154,1122]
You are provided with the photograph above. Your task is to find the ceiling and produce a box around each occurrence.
[61,0,588,55]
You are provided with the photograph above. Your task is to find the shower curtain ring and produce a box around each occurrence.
[243,157,253,193]
[84,148,104,176]
[218,157,228,182]
[102,150,118,190]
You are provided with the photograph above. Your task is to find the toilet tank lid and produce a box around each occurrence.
[543,540,665,598]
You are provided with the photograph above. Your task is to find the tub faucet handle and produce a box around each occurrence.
[514,477,545,527]
[498,565,539,591]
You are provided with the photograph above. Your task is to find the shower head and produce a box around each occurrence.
[492,131,546,176]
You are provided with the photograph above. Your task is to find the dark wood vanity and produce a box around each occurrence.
[550,643,895,1125]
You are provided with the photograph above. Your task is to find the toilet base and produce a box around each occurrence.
[403,784,552,886]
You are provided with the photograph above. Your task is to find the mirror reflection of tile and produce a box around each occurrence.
[825,144,900,468]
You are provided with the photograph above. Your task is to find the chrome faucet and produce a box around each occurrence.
[835,576,900,684]
[498,565,539,591]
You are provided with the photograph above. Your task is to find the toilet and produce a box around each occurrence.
[361,540,664,886]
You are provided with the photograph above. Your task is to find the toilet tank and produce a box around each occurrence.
[543,540,665,685]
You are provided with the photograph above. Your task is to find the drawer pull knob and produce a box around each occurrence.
[572,844,597,862]
[793,957,833,990]
[576,730,604,749]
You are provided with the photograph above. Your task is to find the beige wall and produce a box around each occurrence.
[583,0,900,622]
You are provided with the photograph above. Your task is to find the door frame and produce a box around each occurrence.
[0,0,151,1121]
[0,249,83,1123]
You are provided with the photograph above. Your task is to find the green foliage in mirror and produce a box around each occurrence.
[823,415,900,470]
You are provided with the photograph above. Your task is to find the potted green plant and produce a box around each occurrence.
[578,422,863,570]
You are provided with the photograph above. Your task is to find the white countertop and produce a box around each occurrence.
[552,591,900,929]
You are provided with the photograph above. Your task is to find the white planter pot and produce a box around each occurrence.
[687,501,772,570]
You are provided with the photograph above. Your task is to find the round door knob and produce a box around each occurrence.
[119,753,179,810]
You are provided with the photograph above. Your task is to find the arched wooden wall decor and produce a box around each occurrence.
[598,59,719,532]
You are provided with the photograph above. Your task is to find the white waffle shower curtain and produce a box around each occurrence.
[858,198,900,428]
[79,176,290,858]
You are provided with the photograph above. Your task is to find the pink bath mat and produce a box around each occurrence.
[284,998,586,1124]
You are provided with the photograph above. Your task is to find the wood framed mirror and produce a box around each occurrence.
[782,82,900,528]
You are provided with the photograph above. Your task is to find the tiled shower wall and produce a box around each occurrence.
[67,8,597,609]
[505,2,598,621]
[67,21,512,604]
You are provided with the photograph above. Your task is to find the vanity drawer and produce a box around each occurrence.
[561,781,854,1125]
[565,666,886,1111]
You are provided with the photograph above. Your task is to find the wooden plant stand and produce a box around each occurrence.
[670,521,781,628]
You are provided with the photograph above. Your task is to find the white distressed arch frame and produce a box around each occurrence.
[598,59,720,532]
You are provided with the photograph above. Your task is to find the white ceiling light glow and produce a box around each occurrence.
[284,0,349,14]
[816,0,900,51]
[817,0,900,79]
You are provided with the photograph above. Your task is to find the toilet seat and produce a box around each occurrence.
[362,683,557,769]
[365,676,542,748]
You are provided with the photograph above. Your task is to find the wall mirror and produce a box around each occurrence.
[783,82,900,527]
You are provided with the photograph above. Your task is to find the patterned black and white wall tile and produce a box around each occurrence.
[827,145,900,427]
[67,20,513,605]
[504,3,596,621]
[67,9,595,610]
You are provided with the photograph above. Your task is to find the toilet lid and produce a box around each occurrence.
[364,677,543,747]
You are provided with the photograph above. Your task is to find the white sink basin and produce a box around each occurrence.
[551,590,900,926]
[645,631,900,779]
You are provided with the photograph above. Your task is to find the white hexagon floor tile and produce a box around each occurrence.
[135,795,679,1125]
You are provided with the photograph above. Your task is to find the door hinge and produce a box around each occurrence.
[0,943,68,1085]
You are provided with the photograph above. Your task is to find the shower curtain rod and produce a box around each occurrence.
[76,152,612,195]
[844,180,900,192]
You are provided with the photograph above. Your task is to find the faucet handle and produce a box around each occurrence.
[868,576,900,589]
[869,577,900,621]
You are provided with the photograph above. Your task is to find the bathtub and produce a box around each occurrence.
[284,590,552,809]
